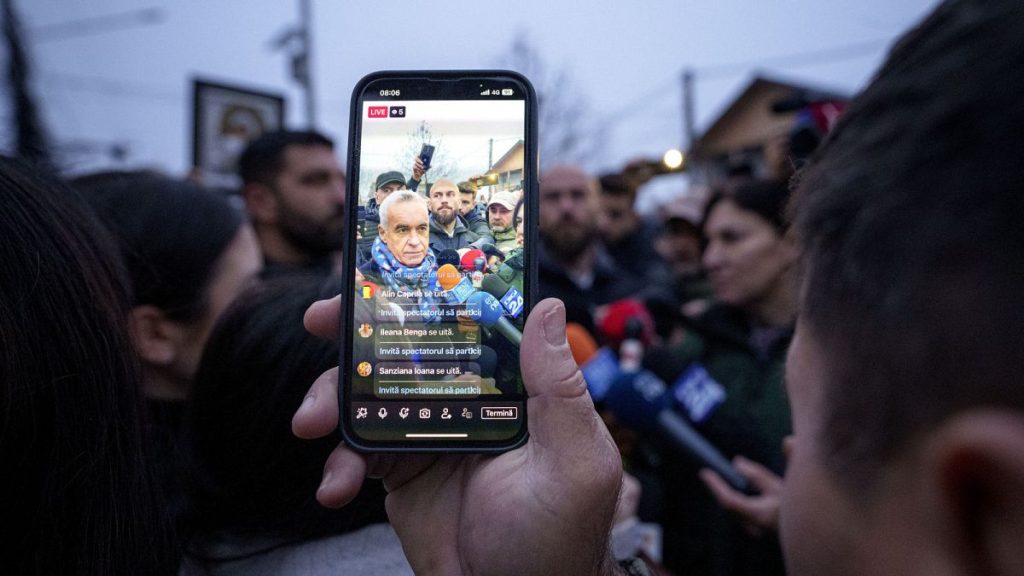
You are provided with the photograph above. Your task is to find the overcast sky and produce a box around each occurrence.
[8,0,940,187]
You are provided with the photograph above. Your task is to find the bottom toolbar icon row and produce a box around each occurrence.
[354,406,518,421]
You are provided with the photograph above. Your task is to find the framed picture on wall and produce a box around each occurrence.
[192,79,285,190]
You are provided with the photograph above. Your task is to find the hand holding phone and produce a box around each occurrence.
[419,143,436,172]
[295,297,624,574]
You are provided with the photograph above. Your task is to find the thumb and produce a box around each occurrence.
[520,298,621,475]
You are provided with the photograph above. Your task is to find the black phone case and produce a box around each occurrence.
[340,70,538,453]
[419,143,435,170]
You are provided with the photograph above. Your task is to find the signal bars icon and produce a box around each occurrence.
[480,89,491,96]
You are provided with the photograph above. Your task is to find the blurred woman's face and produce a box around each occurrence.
[702,199,795,310]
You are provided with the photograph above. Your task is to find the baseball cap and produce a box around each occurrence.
[487,191,517,211]
[661,195,705,227]
[375,171,406,190]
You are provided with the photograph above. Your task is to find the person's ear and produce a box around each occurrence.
[129,305,188,368]
[378,223,387,243]
[242,182,279,224]
[929,410,1024,574]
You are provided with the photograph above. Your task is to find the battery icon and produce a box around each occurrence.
[501,88,514,96]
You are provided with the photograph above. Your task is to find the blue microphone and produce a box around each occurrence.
[605,370,754,494]
[480,274,524,318]
[465,291,522,347]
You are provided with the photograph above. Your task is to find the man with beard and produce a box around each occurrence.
[538,165,644,336]
[457,180,494,241]
[239,130,346,278]
[486,191,519,253]
[428,178,488,252]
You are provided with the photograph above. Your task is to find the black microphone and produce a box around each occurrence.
[436,249,461,269]
[605,370,755,494]
[480,274,524,319]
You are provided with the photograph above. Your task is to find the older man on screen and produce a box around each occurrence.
[359,191,440,319]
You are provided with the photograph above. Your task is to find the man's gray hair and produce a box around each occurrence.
[378,190,428,229]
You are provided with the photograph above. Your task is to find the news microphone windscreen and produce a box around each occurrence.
[437,264,462,291]
[597,298,655,348]
[460,249,486,272]
[603,371,671,433]
[436,249,461,268]
[480,274,509,298]
[465,291,504,327]
[566,322,599,366]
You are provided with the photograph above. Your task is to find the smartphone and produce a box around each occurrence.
[341,70,537,452]
[419,143,436,171]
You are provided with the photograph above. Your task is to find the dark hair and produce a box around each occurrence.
[0,157,176,575]
[513,197,525,228]
[703,178,791,235]
[237,130,334,186]
[792,0,1024,492]
[598,172,636,198]
[184,275,386,553]
[72,171,244,322]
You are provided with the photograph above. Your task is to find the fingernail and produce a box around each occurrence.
[542,304,566,347]
[317,470,333,497]
[297,393,316,415]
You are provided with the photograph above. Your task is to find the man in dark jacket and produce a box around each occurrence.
[428,178,490,252]
[537,165,650,336]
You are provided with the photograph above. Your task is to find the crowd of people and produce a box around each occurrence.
[3,0,1024,574]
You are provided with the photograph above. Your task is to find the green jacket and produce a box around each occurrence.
[496,247,523,293]
[646,303,792,576]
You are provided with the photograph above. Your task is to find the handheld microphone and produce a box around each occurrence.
[465,291,522,347]
[605,370,754,494]
[565,322,598,366]
[437,263,475,304]
[480,274,525,318]
[460,248,486,272]
[597,299,655,350]
[436,249,461,269]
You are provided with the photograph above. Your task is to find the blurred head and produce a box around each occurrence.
[598,173,639,244]
[782,1,1024,574]
[239,130,346,261]
[379,190,430,267]
[539,165,600,261]
[186,275,385,543]
[74,172,262,400]
[457,181,478,216]
[487,191,517,232]
[701,179,796,313]
[374,170,407,205]
[656,196,704,275]
[428,178,459,227]
[1,158,174,575]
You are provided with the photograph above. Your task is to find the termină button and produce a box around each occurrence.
[481,407,518,419]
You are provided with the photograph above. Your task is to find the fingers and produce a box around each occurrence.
[292,367,340,439]
[304,295,341,340]
[317,443,369,508]
[699,458,782,536]
[699,468,752,514]
[734,456,783,493]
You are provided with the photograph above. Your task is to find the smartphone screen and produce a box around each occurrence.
[341,71,536,451]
